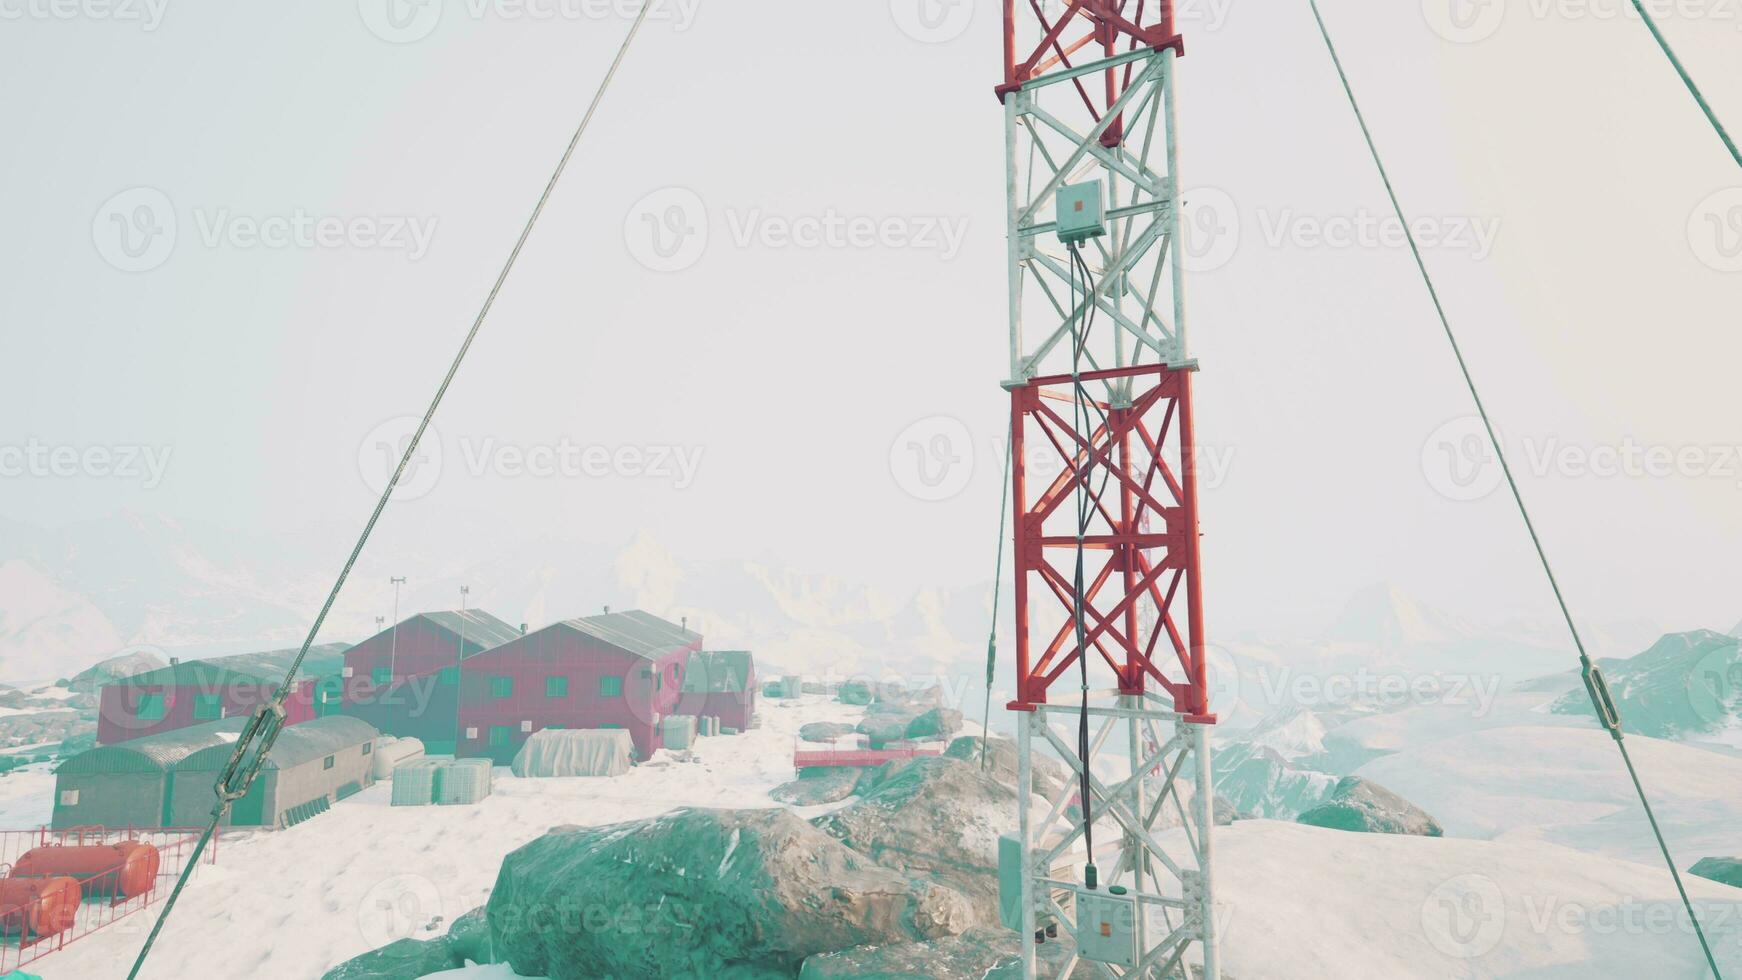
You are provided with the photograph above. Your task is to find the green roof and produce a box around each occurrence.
[561,610,699,661]
[176,716,379,772]
[352,610,523,658]
[108,660,277,690]
[682,650,754,693]
[58,718,248,775]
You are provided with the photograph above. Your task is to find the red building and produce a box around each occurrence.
[456,610,699,764]
[97,659,317,746]
[341,609,522,756]
[676,650,756,732]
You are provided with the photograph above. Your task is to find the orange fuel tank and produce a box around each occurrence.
[11,841,161,899]
[0,876,82,937]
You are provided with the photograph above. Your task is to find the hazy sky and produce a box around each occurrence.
[1,1,1737,637]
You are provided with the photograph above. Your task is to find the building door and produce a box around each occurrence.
[230,777,268,826]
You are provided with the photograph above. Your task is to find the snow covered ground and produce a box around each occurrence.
[29,694,867,980]
[1206,821,1742,979]
[1358,725,1742,868]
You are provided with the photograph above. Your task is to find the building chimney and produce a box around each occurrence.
[169,656,180,667]
[681,616,688,631]
[519,623,527,635]
[604,605,612,615]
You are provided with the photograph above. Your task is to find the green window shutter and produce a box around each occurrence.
[322,755,335,770]
[488,726,513,747]
[490,676,513,699]
[545,676,568,698]
[599,675,623,699]
[135,694,165,721]
[192,694,222,721]
[372,667,392,686]
[439,667,460,686]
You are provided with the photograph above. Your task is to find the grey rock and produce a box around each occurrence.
[799,722,858,743]
[771,767,861,806]
[904,707,962,740]
[1297,776,1443,837]
[1691,857,1742,889]
[447,905,494,965]
[320,938,462,980]
[816,756,1019,924]
[943,735,1072,804]
[487,807,974,979]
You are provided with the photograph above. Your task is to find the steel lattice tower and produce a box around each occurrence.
[997,3,1219,977]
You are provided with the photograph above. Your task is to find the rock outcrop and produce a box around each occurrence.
[1296,776,1443,837]
[799,926,1096,979]
[1690,857,1742,889]
[770,767,861,806]
[814,756,1018,923]
[487,807,973,979]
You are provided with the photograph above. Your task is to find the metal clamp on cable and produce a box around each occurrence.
[1582,665,1624,740]
[209,701,286,814]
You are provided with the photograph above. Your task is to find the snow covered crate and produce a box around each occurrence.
[435,758,493,805]
[661,714,699,750]
[391,758,443,807]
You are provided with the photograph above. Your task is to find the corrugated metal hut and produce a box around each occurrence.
[96,660,317,746]
[167,716,379,829]
[52,718,247,829]
[341,610,522,755]
[456,610,699,765]
[676,650,756,732]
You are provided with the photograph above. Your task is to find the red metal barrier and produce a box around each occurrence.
[792,746,943,769]
[0,826,215,972]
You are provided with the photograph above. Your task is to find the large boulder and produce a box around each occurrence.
[1690,857,1742,889]
[320,938,462,980]
[816,756,1019,923]
[770,767,861,806]
[799,722,857,743]
[905,707,962,740]
[446,906,494,966]
[487,807,974,979]
[799,926,1095,979]
[1297,776,1443,837]
[943,735,1072,803]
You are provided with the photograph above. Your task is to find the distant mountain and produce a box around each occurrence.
[1731,619,1742,640]
[1327,583,1474,648]
[67,647,166,693]
[1549,629,1742,740]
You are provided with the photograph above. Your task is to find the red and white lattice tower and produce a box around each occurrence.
[997,3,1219,977]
